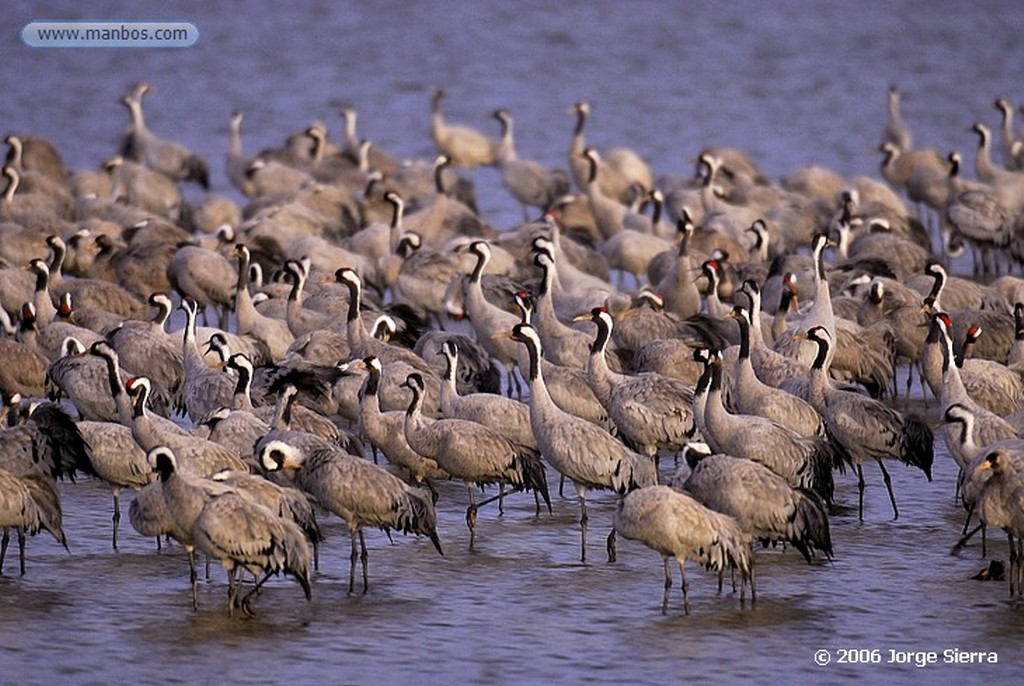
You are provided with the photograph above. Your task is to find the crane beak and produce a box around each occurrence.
[336,358,366,374]
[280,454,305,470]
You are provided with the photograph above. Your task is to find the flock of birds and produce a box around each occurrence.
[4,82,1024,616]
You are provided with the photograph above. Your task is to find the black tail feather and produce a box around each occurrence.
[901,414,934,481]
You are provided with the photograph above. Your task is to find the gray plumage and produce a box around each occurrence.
[970,451,1024,597]
[0,399,95,483]
[700,351,838,506]
[179,296,235,422]
[438,341,536,449]
[76,419,151,549]
[430,88,498,168]
[512,291,614,430]
[337,267,443,416]
[678,454,832,563]
[577,307,695,458]
[126,376,249,478]
[355,356,447,491]
[880,85,912,152]
[146,445,235,609]
[800,326,933,520]
[511,323,655,562]
[726,306,826,439]
[210,468,321,559]
[122,84,209,188]
[493,108,568,215]
[0,469,67,575]
[166,246,236,327]
[737,279,809,388]
[191,487,312,616]
[932,314,1017,471]
[46,337,172,421]
[610,484,753,615]
[401,371,550,549]
[259,438,442,594]
[415,330,501,396]
[458,241,524,397]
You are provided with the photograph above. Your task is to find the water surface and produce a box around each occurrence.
[3,1,1024,683]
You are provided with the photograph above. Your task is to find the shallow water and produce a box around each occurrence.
[4,1,1024,683]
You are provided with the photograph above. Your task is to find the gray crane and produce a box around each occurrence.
[0,305,50,399]
[429,88,498,168]
[336,267,443,416]
[574,307,695,463]
[166,245,236,330]
[0,469,67,576]
[233,245,294,362]
[798,326,933,520]
[210,467,322,569]
[146,445,234,610]
[511,291,614,432]
[678,454,832,563]
[258,438,442,594]
[195,353,271,461]
[74,413,151,550]
[179,296,235,422]
[400,371,550,550]
[438,340,536,450]
[608,484,753,615]
[699,349,838,507]
[353,356,447,499]
[458,240,525,398]
[493,108,568,218]
[510,322,655,562]
[125,376,249,478]
[970,451,1024,597]
[121,83,209,188]
[725,305,827,439]
[191,487,312,617]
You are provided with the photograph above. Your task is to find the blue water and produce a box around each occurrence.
[3,1,1024,684]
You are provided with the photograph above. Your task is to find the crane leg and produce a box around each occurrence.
[227,567,238,619]
[359,529,369,594]
[961,503,975,536]
[465,484,478,550]
[423,478,439,505]
[579,496,588,563]
[348,530,359,595]
[678,559,690,615]
[1011,540,1019,597]
[18,530,26,576]
[112,490,121,551]
[0,527,8,575]
[1009,533,1018,598]
[660,556,672,615]
[876,458,899,520]
[856,464,866,522]
[606,529,617,563]
[240,570,274,618]
[187,546,198,611]
[951,522,984,555]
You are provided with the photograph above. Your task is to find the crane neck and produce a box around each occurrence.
[589,313,611,355]
[232,362,254,410]
[735,311,750,360]
[470,247,488,283]
[809,334,830,372]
